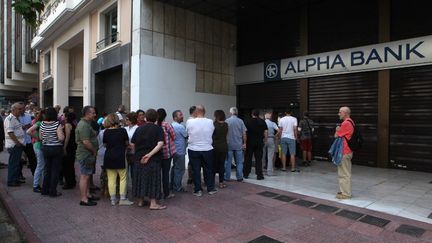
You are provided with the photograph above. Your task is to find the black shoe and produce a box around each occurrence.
[257,176,264,180]
[19,175,26,180]
[17,179,26,184]
[244,175,249,179]
[88,195,100,201]
[7,182,21,187]
[80,200,97,206]
[33,186,42,193]
[49,192,62,197]
[62,185,75,190]
[237,178,243,182]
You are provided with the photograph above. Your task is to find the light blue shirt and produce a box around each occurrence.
[265,119,278,138]
[172,121,187,155]
[226,115,247,150]
[19,113,32,144]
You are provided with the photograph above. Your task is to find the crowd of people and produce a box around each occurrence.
[1,101,356,209]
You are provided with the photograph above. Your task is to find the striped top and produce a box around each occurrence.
[40,121,62,146]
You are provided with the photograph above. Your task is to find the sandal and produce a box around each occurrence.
[219,183,227,189]
[150,205,167,210]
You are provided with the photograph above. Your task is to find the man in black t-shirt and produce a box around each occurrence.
[244,109,268,180]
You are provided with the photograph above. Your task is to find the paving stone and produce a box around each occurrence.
[257,191,279,198]
[248,235,283,243]
[273,195,296,203]
[292,199,316,208]
[395,224,426,238]
[359,215,391,228]
[336,209,364,220]
[312,204,339,213]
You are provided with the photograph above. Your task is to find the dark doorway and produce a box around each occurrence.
[43,89,53,108]
[94,65,122,116]
[68,96,83,118]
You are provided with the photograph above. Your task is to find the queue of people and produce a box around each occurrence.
[2,101,356,212]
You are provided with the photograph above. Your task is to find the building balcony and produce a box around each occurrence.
[96,32,120,52]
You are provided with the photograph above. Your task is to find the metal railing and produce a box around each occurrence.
[42,69,51,79]
[96,32,119,51]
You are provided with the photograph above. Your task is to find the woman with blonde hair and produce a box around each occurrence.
[102,113,133,206]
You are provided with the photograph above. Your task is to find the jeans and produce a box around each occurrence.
[41,145,63,196]
[33,145,45,188]
[244,142,264,178]
[22,143,37,175]
[224,150,244,180]
[161,158,172,197]
[188,149,215,193]
[7,146,24,185]
[262,137,275,175]
[170,153,186,191]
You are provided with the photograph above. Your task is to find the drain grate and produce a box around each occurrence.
[336,210,364,220]
[312,204,339,213]
[292,199,316,208]
[257,191,279,198]
[359,215,390,228]
[274,195,296,203]
[395,224,426,238]
[248,235,283,243]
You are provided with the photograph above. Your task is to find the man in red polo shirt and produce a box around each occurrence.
[334,106,354,199]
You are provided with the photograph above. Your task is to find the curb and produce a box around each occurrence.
[0,182,41,243]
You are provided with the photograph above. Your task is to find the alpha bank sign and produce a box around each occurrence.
[264,35,432,81]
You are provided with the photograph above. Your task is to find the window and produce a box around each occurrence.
[97,4,118,51]
[43,52,51,80]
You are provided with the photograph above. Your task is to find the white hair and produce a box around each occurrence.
[230,107,238,115]
[340,106,351,115]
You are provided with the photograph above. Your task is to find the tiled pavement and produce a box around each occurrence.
[1,152,432,242]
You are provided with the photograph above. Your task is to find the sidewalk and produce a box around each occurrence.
[1,151,432,242]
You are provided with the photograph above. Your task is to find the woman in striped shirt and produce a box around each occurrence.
[39,107,65,197]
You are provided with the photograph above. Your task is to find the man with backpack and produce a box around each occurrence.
[334,106,355,199]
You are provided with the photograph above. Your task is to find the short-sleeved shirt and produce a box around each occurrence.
[212,121,228,152]
[265,119,278,138]
[186,117,214,151]
[226,115,247,150]
[75,119,99,161]
[4,114,25,148]
[278,115,298,139]
[336,118,354,155]
[160,121,176,159]
[172,122,188,155]
[131,123,164,162]
[298,118,314,140]
[19,113,32,144]
[245,118,267,145]
[103,128,129,169]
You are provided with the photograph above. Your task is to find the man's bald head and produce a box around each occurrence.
[338,106,351,120]
[195,105,205,117]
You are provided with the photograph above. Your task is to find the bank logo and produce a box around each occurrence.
[265,63,278,79]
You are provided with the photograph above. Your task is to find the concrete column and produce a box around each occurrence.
[377,0,390,168]
[299,3,308,116]
[83,16,91,106]
[53,48,69,108]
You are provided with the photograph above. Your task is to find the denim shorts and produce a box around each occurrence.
[281,137,296,156]
[79,157,95,175]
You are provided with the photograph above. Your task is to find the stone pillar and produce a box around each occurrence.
[53,48,69,108]
[377,0,390,168]
[83,16,91,106]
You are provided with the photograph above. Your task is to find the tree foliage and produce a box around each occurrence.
[12,0,45,28]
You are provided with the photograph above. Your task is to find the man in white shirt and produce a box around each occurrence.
[4,102,26,186]
[277,110,299,172]
[186,105,217,197]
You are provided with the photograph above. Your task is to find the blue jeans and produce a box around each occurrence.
[170,153,186,191]
[224,149,244,180]
[7,146,24,185]
[188,149,215,193]
[33,145,45,188]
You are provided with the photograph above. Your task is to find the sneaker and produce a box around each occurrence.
[208,189,218,195]
[193,190,203,197]
[33,186,42,193]
[336,194,352,200]
[236,178,244,182]
[119,199,134,206]
[257,176,264,180]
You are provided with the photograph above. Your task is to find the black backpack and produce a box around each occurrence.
[344,120,363,151]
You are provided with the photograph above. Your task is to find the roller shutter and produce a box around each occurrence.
[389,66,432,172]
[309,72,378,166]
